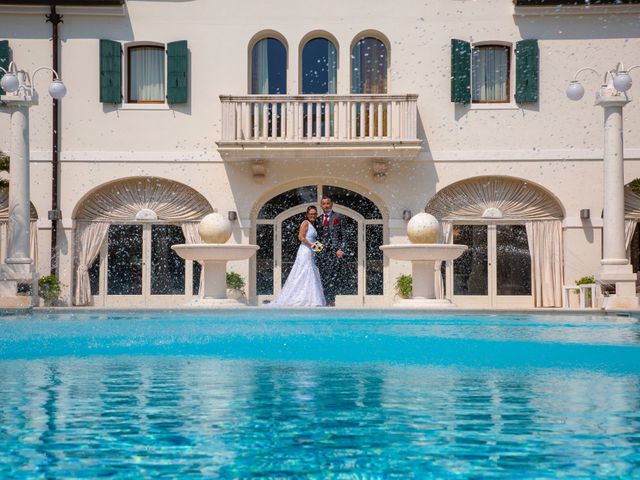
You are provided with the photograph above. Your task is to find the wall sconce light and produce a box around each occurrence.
[580,209,590,220]
[228,211,238,221]
[402,210,412,221]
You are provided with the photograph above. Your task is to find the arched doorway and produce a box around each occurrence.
[254,184,385,306]
[426,176,565,308]
[73,177,213,307]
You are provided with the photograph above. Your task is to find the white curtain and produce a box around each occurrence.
[327,41,337,94]
[29,221,38,269]
[472,46,509,102]
[181,222,204,295]
[129,47,165,102]
[252,39,269,94]
[525,220,563,307]
[0,222,6,263]
[435,221,453,300]
[625,219,637,256]
[73,222,109,306]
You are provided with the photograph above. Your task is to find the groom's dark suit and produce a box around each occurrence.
[316,210,346,305]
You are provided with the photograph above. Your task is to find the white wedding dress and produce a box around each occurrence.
[271,221,326,307]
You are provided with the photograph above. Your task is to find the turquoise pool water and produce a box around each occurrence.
[1,311,639,478]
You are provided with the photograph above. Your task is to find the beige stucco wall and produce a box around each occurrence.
[1,0,639,305]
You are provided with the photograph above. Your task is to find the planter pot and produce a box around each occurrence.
[227,288,244,301]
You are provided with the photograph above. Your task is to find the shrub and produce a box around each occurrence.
[226,271,245,291]
[575,275,595,286]
[38,275,61,306]
[395,274,412,299]
[575,275,596,301]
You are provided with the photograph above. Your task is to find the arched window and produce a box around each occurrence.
[251,37,287,94]
[351,37,387,94]
[301,37,337,94]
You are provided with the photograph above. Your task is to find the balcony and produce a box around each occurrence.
[217,94,422,168]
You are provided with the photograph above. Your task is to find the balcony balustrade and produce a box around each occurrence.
[217,94,421,162]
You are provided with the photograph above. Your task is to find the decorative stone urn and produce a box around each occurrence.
[380,213,467,308]
[172,213,259,307]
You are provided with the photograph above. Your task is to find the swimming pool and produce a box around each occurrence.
[1,310,639,478]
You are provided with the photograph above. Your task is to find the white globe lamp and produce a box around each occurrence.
[48,79,67,99]
[613,71,632,93]
[566,81,585,101]
[0,72,19,94]
[407,213,440,244]
[199,212,232,244]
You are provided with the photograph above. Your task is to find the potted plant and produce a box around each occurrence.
[38,275,62,307]
[226,271,245,300]
[576,275,596,305]
[395,274,412,299]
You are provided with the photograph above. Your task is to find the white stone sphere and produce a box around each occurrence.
[199,213,232,244]
[407,213,440,244]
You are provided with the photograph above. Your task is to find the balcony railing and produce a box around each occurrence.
[218,94,420,159]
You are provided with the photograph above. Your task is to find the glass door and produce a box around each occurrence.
[96,223,196,307]
[448,224,533,308]
[105,224,145,307]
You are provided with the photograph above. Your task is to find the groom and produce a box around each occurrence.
[316,195,346,307]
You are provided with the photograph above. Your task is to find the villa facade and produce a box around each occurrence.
[1,0,639,308]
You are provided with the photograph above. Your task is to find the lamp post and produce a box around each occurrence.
[0,61,66,303]
[567,62,640,310]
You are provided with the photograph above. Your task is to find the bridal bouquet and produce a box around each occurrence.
[311,241,324,253]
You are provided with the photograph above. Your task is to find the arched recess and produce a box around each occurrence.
[73,177,213,307]
[252,181,386,306]
[0,187,39,266]
[247,30,288,95]
[426,176,565,308]
[350,30,390,94]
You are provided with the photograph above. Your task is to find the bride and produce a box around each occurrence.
[271,206,326,307]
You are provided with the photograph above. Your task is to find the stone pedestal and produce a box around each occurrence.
[172,244,259,307]
[380,243,467,309]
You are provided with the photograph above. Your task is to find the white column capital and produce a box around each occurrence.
[0,94,37,107]
[594,87,631,108]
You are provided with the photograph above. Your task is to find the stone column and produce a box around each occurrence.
[0,98,34,306]
[595,87,638,309]
[5,104,32,274]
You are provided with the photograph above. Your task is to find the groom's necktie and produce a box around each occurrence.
[323,214,328,227]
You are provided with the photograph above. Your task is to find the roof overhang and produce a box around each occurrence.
[513,0,640,15]
[0,0,125,16]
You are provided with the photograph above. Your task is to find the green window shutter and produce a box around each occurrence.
[451,39,471,104]
[515,39,539,104]
[167,40,188,104]
[0,40,11,96]
[100,39,122,104]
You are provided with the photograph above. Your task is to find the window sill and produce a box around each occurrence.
[468,103,521,111]
[119,103,171,111]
